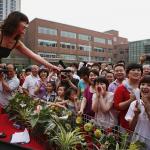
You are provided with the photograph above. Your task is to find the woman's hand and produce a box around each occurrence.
[78,109,83,115]
[130,92,136,102]
[95,85,104,96]
[52,66,61,73]
[134,101,141,116]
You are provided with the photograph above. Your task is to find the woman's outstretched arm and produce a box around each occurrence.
[17,41,60,71]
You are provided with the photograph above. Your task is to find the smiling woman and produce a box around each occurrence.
[0,11,59,71]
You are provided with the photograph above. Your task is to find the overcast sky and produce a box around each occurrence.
[21,0,150,42]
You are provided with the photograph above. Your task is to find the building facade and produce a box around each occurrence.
[2,18,128,67]
[113,44,129,64]
[0,0,21,21]
[129,39,150,63]
[24,19,128,65]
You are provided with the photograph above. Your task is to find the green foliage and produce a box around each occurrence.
[5,93,39,128]
[128,140,146,150]
[5,92,147,150]
[51,124,82,150]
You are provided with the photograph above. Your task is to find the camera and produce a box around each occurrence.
[0,66,8,74]
[61,74,67,80]
[60,69,71,80]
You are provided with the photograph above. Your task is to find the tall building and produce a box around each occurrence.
[0,0,21,21]
[2,18,128,67]
[24,19,128,65]
[129,39,150,63]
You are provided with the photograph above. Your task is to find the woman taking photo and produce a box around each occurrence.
[0,11,59,71]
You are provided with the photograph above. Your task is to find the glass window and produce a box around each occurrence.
[79,45,91,51]
[93,47,104,52]
[38,52,60,59]
[78,56,89,61]
[94,37,106,44]
[60,42,76,50]
[120,51,124,54]
[38,39,57,47]
[61,54,76,60]
[107,39,112,45]
[78,34,91,41]
[91,57,105,62]
[61,31,76,39]
[38,27,57,35]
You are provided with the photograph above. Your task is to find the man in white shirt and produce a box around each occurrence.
[0,64,20,107]
[22,65,39,97]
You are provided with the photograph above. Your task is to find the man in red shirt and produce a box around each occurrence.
[114,63,143,131]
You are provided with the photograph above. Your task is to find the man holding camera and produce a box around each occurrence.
[0,64,19,108]
[59,67,79,90]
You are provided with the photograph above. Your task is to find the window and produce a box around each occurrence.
[38,52,60,59]
[79,45,91,51]
[78,34,91,41]
[38,39,57,47]
[61,54,76,60]
[120,51,124,54]
[107,39,112,45]
[38,27,57,35]
[61,31,76,39]
[94,37,106,44]
[78,56,89,61]
[93,47,104,52]
[92,57,105,61]
[60,42,76,50]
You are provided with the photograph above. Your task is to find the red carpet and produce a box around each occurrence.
[0,114,46,150]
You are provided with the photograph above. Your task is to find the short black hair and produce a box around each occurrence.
[38,68,49,77]
[106,71,114,76]
[139,75,150,87]
[64,87,77,100]
[78,66,90,77]
[114,64,125,70]
[117,60,125,65]
[94,76,109,90]
[47,81,56,91]
[92,63,100,68]
[126,63,143,75]
[89,69,99,77]
[101,69,109,74]
[57,84,66,91]
[108,63,113,67]
[25,67,31,73]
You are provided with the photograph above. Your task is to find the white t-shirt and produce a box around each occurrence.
[125,100,150,149]
[22,74,39,96]
[93,92,118,128]
[0,76,20,107]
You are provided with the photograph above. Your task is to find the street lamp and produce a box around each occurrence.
[88,36,92,62]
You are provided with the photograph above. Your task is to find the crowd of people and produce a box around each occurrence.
[0,57,150,147]
[0,11,150,149]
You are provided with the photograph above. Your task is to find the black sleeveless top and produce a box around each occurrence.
[0,33,18,59]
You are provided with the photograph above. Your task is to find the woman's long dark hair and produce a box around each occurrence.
[1,11,29,40]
